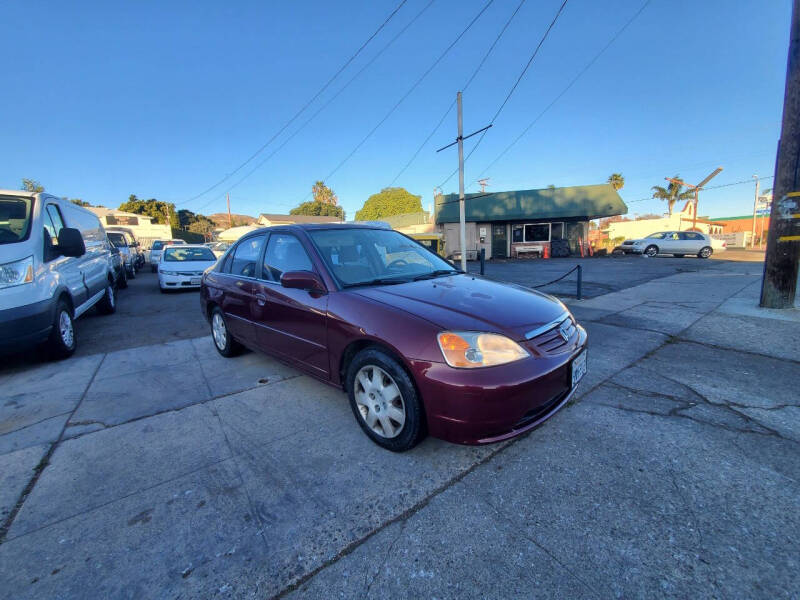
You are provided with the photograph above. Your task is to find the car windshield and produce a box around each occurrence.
[171,239,186,245]
[107,232,127,247]
[163,247,216,261]
[152,241,164,250]
[0,195,34,245]
[309,228,457,287]
[646,232,667,239]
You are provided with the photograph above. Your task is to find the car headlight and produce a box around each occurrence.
[160,270,179,276]
[0,256,34,289]
[437,331,529,368]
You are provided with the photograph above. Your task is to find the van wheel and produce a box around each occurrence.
[118,268,128,289]
[96,281,117,314]
[47,299,76,359]
[128,265,136,279]
[346,348,425,452]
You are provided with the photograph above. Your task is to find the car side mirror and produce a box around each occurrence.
[58,227,86,258]
[280,270,326,294]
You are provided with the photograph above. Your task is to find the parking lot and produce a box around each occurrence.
[1,253,798,599]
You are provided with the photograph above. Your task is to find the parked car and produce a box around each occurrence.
[109,243,128,289]
[200,224,587,451]
[0,190,117,358]
[158,244,218,292]
[205,241,230,258]
[149,238,186,271]
[107,226,145,270]
[620,231,722,258]
[106,230,138,278]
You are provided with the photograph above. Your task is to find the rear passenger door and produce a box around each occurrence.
[679,232,703,254]
[253,233,329,377]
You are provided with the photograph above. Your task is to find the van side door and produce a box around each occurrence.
[43,202,87,307]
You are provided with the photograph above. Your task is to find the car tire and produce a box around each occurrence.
[698,246,712,259]
[644,245,658,257]
[96,280,117,315]
[159,283,169,294]
[674,254,685,258]
[346,347,425,452]
[210,307,242,357]
[46,299,77,359]
[150,265,156,273]
[129,265,136,279]
[118,268,128,289]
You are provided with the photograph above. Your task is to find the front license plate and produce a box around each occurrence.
[190,277,201,285]
[571,350,587,388]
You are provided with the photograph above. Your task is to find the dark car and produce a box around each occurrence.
[200,224,587,451]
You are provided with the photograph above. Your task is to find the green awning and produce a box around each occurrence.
[435,184,627,223]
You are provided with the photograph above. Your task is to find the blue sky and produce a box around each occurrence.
[0,0,791,220]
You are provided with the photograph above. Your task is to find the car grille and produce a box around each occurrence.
[178,271,204,276]
[528,316,577,355]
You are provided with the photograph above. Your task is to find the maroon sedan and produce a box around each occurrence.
[200,224,587,451]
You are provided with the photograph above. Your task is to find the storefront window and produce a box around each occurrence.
[524,224,550,242]
[512,225,524,243]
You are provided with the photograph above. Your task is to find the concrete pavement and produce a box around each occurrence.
[0,259,797,599]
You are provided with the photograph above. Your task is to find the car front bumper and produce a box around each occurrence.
[0,297,55,351]
[159,273,203,289]
[411,326,588,445]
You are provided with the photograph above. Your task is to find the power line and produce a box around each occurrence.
[182,0,409,206]
[469,0,652,187]
[389,0,528,186]
[296,0,497,205]
[191,0,437,213]
[437,0,570,189]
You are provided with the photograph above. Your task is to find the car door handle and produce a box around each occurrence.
[255,293,267,306]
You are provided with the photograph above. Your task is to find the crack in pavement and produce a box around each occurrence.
[363,519,407,598]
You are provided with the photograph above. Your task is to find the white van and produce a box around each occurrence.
[0,190,117,358]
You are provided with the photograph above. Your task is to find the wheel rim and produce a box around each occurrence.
[646,246,657,257]
[107,285,115,308]
[354,365,405,439]
[700,248,711,258]
[59,310,74,348]
[212,313,227,349]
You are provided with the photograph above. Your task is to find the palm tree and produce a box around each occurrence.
[607,173,624,191]
[651,175,694,216]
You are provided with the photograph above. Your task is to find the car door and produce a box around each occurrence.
[660,231,681,254]
[253,232,329,377]
[42,202,88,307]
[680,232,703,254]
[219,234,266,347]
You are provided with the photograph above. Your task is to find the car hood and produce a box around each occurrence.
[160,260,216,271]
[350,274,568,341]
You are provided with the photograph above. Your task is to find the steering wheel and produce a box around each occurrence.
[386,258,409,269]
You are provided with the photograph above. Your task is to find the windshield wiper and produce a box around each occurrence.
[342,277,410,288]
[411,269,459,281]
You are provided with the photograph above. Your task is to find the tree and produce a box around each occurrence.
[651,175,694,216]
[188,215,215,237]
[177,209,197,229]
[607,173,625,191]
[119,194,179,227]
[290,201,345,219]
[69,199,91,207]
[21,178,44,193]
[312,181,338,205]
[355,187,423,221]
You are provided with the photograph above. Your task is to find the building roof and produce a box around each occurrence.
[434,184,627,224]
[708,215,762,221]
[258,213,341,224]
[87,207,151,220]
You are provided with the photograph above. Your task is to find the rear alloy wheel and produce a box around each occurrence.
[698,246,712,259]
[96,281,117,314]
[46,299,76,359]
[347,348,424,452]
[644,245,658,257]
[210,307,242,357]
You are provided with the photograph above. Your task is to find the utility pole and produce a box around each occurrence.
[751,175,760,248]
[666,167,722,231]
[226,193,233,229]
[435,93,491,272]
[457,92,466,272]
[761,0,800,308]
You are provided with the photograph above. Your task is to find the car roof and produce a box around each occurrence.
[163,243,209,248]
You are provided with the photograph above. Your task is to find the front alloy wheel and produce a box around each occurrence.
[353,365,406,439]
[644,245,658,257]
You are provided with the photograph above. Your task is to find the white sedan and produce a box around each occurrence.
[157,245,218,292]
[620,231,725,258]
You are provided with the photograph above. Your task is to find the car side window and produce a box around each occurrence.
[44,204,65,245]
[681,232,702,240]
[262,234,313,282]
[229,234,266,278]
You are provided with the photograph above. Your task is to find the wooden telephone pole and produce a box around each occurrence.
[761,0,800,308]
[226,193,233,229]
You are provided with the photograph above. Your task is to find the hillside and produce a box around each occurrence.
[208,212,257,228]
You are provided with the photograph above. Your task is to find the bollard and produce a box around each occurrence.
[480,248,485,275]
[576,264,582,300]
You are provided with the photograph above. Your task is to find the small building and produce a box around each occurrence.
[435,184,627,259]
[88,207,172,247]
[257,213,342,227]
[606,201,724,242]
[708,214,770,247]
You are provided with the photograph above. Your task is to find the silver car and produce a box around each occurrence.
[621,231,723,258]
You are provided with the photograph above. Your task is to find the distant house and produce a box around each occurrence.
[708,214,770,247]
[88,207,172,247]
[605,201,724,241]
[257,213,342,227]
[435,184,627,259]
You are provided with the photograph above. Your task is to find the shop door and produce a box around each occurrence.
[492,224,507,258]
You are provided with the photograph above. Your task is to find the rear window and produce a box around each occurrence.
[107,232,127,247]
[164,247,216,261]
[0,195,34,245]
